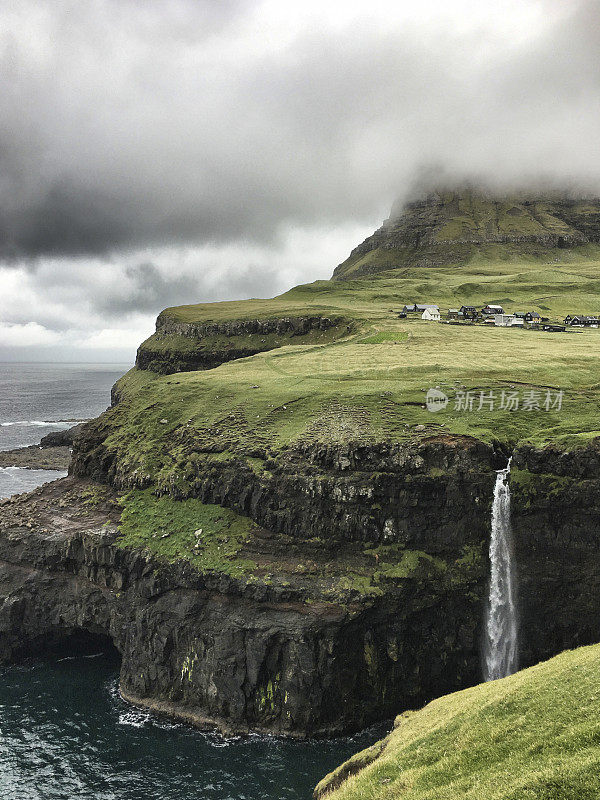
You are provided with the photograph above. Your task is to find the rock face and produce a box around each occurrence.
[0,476,489,737]
[333,188,600,279]
[511,441,600,669]
[2,434,600,736]
[135,315,347,376]
[72,431,504,546]
[40,423,83,448]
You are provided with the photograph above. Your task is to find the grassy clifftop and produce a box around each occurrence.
[112,254,600,487]
[74,196,600,593]
[155,247,600,328]
[315,643,600,799]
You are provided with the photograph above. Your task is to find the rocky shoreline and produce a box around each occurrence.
[0,444,71,470]
[0,424,82,471]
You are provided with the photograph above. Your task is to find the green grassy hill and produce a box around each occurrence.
[69,191,600,739]
[315,643,600,800]
[113,253,600,486]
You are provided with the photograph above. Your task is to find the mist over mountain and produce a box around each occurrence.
[334,187,600,279]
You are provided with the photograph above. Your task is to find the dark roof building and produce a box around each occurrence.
[482,304,504,314]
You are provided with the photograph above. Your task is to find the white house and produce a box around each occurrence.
[422,307,441,321]
[494,314,524,328]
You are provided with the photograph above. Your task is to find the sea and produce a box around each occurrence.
[0,363,382,800]
[0,363,129,499]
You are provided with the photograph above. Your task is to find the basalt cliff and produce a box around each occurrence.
[1,188,600,737]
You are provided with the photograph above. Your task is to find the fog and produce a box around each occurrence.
[1,0,598,360]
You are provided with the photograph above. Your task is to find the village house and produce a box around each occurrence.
[447,309,460,319]
[525,311,542,323]
[402,303,439,314]
[494,314,525,328]
[422,307,440,321]
[482,304,504,315]
[564,315,598,327]
[459,305,478,319]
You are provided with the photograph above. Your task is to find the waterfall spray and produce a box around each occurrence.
[484,457,518,681]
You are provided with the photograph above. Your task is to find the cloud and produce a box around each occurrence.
[97,263,200,316]
[0,221,368,360]
[0,322,62,348]
[0,0,598,359]
[1,0,599,263]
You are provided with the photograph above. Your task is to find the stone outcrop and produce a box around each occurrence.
[0,445,71,470]
[0,423,83,470]
[135,315,347,376]
[40,423,83,448]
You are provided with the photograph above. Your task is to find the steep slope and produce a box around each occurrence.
[315,643,600,799]
[333,188,600,279]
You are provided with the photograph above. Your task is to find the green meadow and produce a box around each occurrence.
[316,643,600,800]
[105,253,600,494]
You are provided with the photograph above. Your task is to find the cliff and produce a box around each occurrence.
[1,187,600,737]
[1,435,599,736]
[136,313,350,376]
[0,458,493,737]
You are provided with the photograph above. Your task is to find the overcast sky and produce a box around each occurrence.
[1,0,599,362]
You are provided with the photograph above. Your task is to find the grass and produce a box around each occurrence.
[358,332,409,344]
[161,252,600,326]
[315,643,600,799]
[95,251,600,496]
[117,489,257,577]
[113,487,484,598]
[105,313,600,488]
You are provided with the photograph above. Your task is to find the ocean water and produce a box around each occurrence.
[0,466,69,499]
[0,363,382,799]
[0,653,381,800]
[0,362,129,499]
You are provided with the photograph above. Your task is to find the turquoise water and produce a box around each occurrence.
[0,653,382,800]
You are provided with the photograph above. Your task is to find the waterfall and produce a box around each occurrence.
[484,458,518,681]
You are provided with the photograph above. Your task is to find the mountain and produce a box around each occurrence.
[315,643,600,799]
[333,188,600,279]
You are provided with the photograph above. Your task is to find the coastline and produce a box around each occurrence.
[0,444,72,470]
